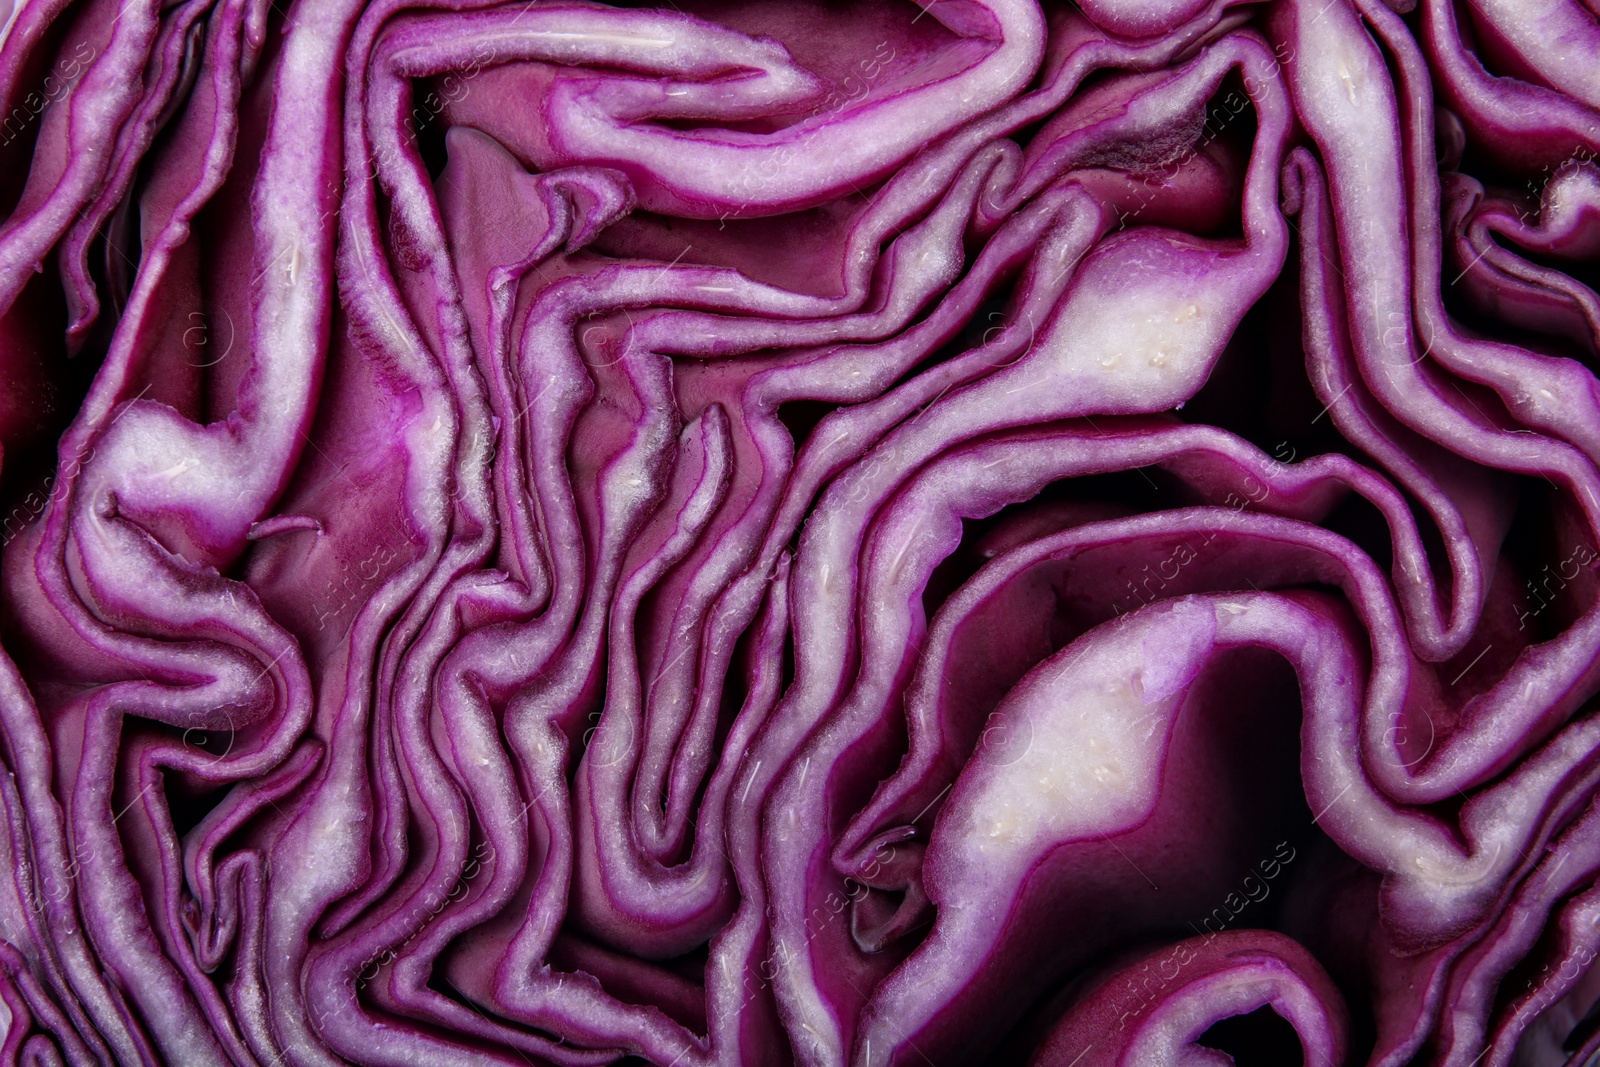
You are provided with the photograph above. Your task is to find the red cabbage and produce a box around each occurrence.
[0,0,1598,1064]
